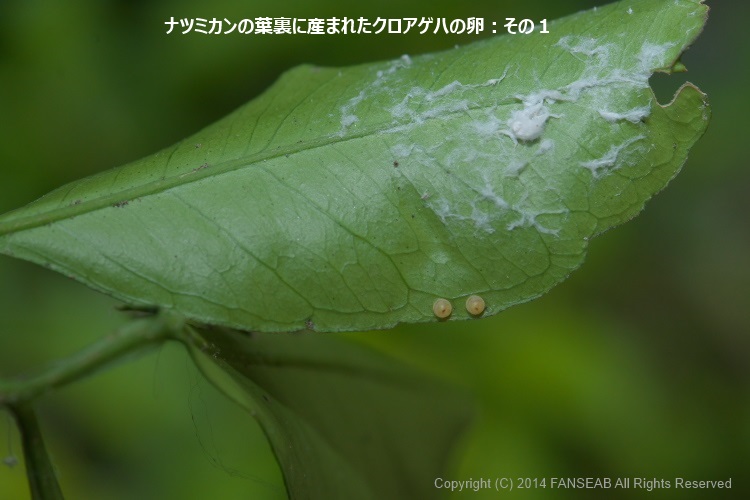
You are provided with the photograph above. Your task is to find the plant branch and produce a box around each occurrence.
[0,312,182,407]
[8,403,65,500]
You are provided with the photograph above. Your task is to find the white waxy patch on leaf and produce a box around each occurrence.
[535,139,555,156]
[556,35,611,62]
[599,105,651,123]
[505,159,528,177]
[580,135,647,177]
[505,102,552,142]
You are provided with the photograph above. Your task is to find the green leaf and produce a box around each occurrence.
[0,0,710,333]
[183,326,471,499]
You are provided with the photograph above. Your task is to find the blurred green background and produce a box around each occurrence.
[0,0,747,499]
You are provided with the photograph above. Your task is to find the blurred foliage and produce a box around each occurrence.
[0,0,747,499]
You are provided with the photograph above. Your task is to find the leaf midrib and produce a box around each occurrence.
[0,94,520,239]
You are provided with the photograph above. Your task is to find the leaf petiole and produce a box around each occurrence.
[0,311,183,408]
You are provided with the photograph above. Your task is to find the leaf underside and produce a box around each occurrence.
[0,0,710,333]
[186,327,472,500]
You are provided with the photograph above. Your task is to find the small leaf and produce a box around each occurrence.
[0,0,710,332]
[184,327,472,499]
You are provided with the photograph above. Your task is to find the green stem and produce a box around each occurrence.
[9,403,65,500]
[0,312,181,407]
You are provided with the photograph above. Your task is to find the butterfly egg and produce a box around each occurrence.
[465,295,486,316]
[432,298,453,319]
